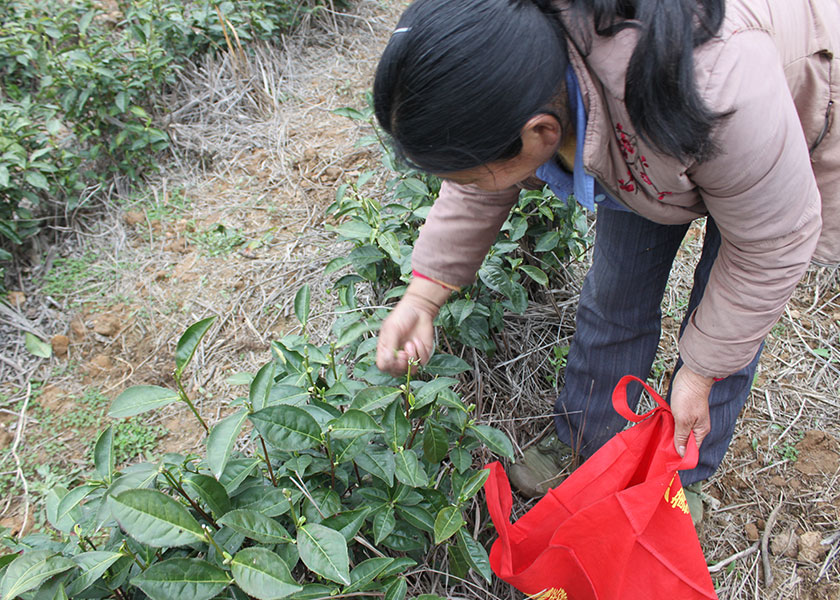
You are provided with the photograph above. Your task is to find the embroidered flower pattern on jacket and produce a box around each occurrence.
[615,123,673,201]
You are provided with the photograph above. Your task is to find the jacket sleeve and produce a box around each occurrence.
[410,180,520,287]
[682,31,822,378]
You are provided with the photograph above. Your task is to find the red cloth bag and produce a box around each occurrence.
[484,375,718,600]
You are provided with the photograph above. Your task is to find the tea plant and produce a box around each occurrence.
[0,296,511,599]
[329,96,592,354]
[0,0,345,288]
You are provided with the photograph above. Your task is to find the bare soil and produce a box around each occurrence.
[1,2,838,598]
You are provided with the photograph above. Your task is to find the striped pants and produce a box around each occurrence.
[553,206,762,485]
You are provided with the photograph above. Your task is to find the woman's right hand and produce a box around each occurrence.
[376,277,452,377]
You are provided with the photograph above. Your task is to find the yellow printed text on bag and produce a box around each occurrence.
[530,588,568,600]
[664,474,689,515]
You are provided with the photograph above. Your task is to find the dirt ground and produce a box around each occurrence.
[1,1,839,599]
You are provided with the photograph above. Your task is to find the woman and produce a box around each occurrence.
[372,0,840,515]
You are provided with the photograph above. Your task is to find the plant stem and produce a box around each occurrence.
[174,372,209,433]
[161,469,218,529]
[406,417,424,450]
[324,434,336,490]
[203,524,231,562]
[120,542,146,571]
[258,435,277,487]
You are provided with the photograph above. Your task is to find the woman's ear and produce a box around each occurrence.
[520,113,563,159]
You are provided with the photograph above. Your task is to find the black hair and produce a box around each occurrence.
[373,0,568,173]
[568,0,727,162]
[374,0,726,172]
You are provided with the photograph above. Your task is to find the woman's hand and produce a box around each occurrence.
[376,278,451,377]
[670,365,715,457]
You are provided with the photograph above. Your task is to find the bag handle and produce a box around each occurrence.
[612,375,700,471]
[483,462,514,574]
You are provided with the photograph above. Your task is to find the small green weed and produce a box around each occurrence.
[188,223,246,256]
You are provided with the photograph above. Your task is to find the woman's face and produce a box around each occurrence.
[436,112,564,192]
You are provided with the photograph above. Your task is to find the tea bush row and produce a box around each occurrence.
[0,0,339,283]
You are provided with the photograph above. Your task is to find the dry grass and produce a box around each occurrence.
[1,0,838,597]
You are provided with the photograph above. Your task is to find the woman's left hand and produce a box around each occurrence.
[670,365,715,457]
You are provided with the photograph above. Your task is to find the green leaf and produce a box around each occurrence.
[219,458,261,493]
[24,333,51,358]
[345,557,394,593]
[320,507,371,542]
[469,424,514,459]
[350,387,401,412]
[175,316,216,376]
[413,377,458,411]
[115,91,128,113]
[456,528,493,583]
[331,220,372,241]
[814,347,831,359]
[394,450,429,487]
[457,469,490,503]
[206,409,248,479]
[297,523,350,585]
[231,548,302,600]
[0,551,75,600]
[109,489,204,548]
[45,486,74,533]
[377,557,418,579]
[535,230,561,252]
[520,265,549,286]
[217,509,293,544]
[109,385,179,418]
[422,354,471,376]
[182,473,230,519]
[0,165,9,188]
[377,231,402,262]
[294,285,311,326]
[132,558,229,600]
[433,506,465,545]
[353,446,395,486]
[24,171,49,191]
[250,405,322,451]
[384,577,407,600]
[66,551,124,596]
[335,321,376,348]
[93,426,115,482]
[401,177,430,197]
[423,422,449,464]
[373,506,396,545]
[55,484,95,526]
[327,409,382,439]
[395,505,435,534]
[478,264,511,295]
[382,401,410,452]
[450,447,472,473]
[250,362,275,412]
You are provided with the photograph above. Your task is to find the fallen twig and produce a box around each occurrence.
[761,493,785,588]
[708,542,759,573]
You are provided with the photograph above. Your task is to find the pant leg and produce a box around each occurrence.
[554,206,690,455]
[672,217,764,485]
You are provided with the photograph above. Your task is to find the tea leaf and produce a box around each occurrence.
[175,316,216,376]
[24,333,51,358]
[110,489,204,548]
[182,474,230,519]
[250,362,275,412]
[109,385,179,418]
[297,523,350,585]
[328,409,383,439]
[131,559,229,600]
[231,548,302,600]
[66,552,124,597]
[456,529,492,583]
[206,409,248,479]
[93,426,115,483]
[433,506,464,545]
[469,424,514,459]
[0,551,75,600]
[218,509,293,544]
[250,405,322,451]
[294,285,311,326]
